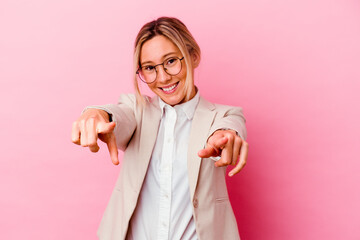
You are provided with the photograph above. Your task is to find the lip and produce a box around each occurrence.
[159,82,179,94]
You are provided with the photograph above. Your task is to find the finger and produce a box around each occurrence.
[214,134,234,167]
[209,136,228,151]
[71,121,81,145]
[198,137,228,158]
[198,145,218,158]
[232,137,242,165]
[215,145,232,167]
[106,133,119,165]
[79,120,88,147]
[228,141,249,177]
[97,121,116,134]
[89,144,100,153]
[86,118,99,152]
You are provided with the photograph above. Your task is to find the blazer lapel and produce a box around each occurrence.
[136,96,162,192]
[187,96,216,201]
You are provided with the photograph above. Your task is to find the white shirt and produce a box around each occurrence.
[127,92,200,240]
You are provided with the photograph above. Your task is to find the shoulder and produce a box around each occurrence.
[117,94,137,106]
[117,93,155,107]
[117,93,160,116]
[199,95,244,115]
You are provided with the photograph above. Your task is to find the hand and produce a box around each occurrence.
[71,109,119,165]
[197,129,248,177]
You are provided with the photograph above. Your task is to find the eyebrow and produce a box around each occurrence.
[141,52,178,66]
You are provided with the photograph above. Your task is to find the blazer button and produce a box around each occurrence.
[193,198,198,208]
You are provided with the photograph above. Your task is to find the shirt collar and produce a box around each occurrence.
[158,90,200,120]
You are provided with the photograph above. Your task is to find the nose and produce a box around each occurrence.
[156,65,171,82]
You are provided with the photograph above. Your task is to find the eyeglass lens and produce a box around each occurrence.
[138,57,182,83]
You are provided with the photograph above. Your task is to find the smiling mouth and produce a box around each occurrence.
[160,82,179,94]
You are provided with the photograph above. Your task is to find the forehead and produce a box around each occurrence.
[140,35,180,63]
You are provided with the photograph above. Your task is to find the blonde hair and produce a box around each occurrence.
[133,17,201,107]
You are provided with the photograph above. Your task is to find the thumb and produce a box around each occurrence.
[198,136,228,158]
[97,121,116,134]
[198,145,219,158]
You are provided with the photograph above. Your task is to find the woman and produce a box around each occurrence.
[72,17,248,240]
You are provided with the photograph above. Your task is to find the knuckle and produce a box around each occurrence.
[215,162,223,167]
[79,119,86,127]
[208,137,215,145]
[87,117,96,124]
[222,159,230,165]
[225,132,234,141]
[239,161,246,168]
[72,121,79,128]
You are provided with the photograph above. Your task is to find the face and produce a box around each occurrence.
[140,35,196,106]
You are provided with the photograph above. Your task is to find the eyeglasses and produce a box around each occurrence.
[136,56,184,84]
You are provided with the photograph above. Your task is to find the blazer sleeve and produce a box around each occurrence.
[209,105,247,141]
[82,94,138,151]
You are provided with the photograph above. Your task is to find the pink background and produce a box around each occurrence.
[1,0,360,239]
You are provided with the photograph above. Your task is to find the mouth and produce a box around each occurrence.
[160,82,179,94]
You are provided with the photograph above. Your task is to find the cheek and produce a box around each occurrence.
[179,66,187,81]
[147,83,158,93]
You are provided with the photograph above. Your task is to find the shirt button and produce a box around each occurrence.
[193,198,198,208]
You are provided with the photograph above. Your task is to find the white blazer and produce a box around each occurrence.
[89,94,247,240]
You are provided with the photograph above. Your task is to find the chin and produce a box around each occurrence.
[161,95,184,106]
[155,85,186,106]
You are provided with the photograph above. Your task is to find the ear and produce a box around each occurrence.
[191,52,200,68]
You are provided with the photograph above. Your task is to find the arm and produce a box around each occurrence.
[198,106,248,177]
[72,94,137,165]
[209,106,247,141]
[83,94,137,150]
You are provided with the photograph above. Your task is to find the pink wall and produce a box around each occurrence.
[1,0,360,239]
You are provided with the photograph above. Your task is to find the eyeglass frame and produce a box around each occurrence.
[136,56,185,84]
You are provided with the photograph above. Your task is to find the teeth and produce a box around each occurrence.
[162,83,177,92]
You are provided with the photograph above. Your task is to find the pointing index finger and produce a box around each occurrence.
[106,133,119,165]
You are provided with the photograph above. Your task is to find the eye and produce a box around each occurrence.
[143,65,154,72]
[165,58,177,66]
